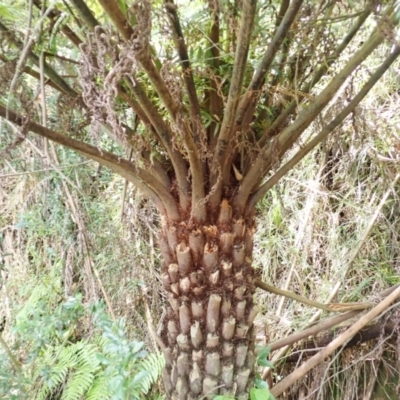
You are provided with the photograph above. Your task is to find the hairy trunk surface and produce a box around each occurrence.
[159,200,258,399]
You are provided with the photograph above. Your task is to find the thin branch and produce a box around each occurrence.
[164,0,207,221]
[257,4,372,147]
[209,0,258,209]
[255,279,371,313]
[0,54,60,92]
[222,0,303,192]
[0,104,180,220]
[143,290,166,351]
[282,321,396,363]
[33,0,83,46]
[270,285,400,397]
[117,87,152,127]
[275,0,290,28]
[127,79,190,212]
[207,1,223,152]
[247,45,400,210]
[253,34,292,128]
[24,0,34,56]
[268,311,360,352]
[315,11,367,23]
[280,2,335,106]
[39,51,49,157]
[0,21,77,97]
[236,24,390,213]
[120,120,137,220]
[9,0,32,100]
[43,52,80,64]
[164,0,202,133]
[61,0,83,29]
[82,232,116,320]
[236,0,304,129]
[0,162,91,178]
[7,2,78,99]
[68,0,99,29]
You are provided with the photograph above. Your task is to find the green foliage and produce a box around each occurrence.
[242,346,276,400]
[250,388,273,400]
[256,346,274,369]
[0,287,164,400]
[0,0,26,22]
[0,357,29,400]
[250,379,276,400]
[35,341,100,400]
[90,302,165,399]
[139,352,166,394]
[15,286,83,352]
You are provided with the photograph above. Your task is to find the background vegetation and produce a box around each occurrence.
[1,0,400,399]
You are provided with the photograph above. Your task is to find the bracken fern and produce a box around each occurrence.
[35,341,100,400]
[32,311,165,400]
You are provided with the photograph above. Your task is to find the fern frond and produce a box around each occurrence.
[86,371,112,400]
[61,343,100,400]
[35,344,77,400]
[34,341,102,400]
[138,351,165,394]
[16,282,58,322]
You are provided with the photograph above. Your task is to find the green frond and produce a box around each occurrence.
[16,281,58,322]
[62,370,95,400]
[86,371,112,400]
[61,343,101,400]
[35,384,51,400]
[35,344,77,400]
[34,341,102,400]
[75,342,100,371]
[138,351,165,394]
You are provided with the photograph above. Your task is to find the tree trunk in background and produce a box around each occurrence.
[159,200,258,400]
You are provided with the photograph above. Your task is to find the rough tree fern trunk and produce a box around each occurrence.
[159,199,258,400]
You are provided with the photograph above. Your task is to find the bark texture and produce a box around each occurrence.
[159,200,258,399]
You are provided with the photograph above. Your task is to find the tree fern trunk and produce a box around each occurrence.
[159,200,258,400]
